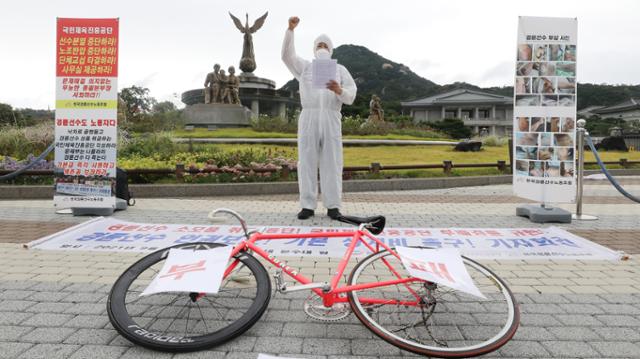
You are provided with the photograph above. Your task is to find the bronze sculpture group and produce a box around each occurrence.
[204,65,241,105]
[203,12,269,105]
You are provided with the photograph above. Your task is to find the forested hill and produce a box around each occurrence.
[280,44,640,116]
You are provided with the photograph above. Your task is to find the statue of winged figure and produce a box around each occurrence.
[229,11,268,74]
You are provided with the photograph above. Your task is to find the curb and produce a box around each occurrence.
[1,170,639,200]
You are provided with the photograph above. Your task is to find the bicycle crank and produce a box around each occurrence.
[303,293,351,321]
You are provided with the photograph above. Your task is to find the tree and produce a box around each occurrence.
[0,103,15,126]
[152,101,177,114]
[119,86,156,119]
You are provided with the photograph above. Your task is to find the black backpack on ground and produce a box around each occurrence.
[116,168,135,206]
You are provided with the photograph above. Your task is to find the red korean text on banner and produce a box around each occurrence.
[56,18,119,77]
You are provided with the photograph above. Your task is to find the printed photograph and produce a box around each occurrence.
[547,117,561,132]
[545,161,561,177]
[518,117,529,131]
[516,94,540,106]
[540,132,553,146]
[529,160,544,177]
[533,77,556,94]
[530,117,546,132]
[541,95,558,107]
[516,77,532,94]
[516,132,539,146]
[555,147,574,161]
[549,44,565,61]
[540,62,556,76]
[538,146,554,161]
[516,146,538,160]
[557,77,576,94]
[518,44,532,61]
[516,62,535,76]
[533,44,548,61]
[564,45,577,61]
[516,159,529,176]
[558,95,575,107]
[554,133,574,146]
[556,62,576,76]
[562,117,575,132]
[561,161,575,177]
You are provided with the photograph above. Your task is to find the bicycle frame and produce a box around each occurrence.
[223,227,424,308]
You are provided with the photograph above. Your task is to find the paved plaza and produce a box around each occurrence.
[0,177,639,358]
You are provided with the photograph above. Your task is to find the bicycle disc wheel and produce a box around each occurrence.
[107,242,271,352]
[347,248,519,358]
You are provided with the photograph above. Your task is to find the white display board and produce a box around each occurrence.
[514,16,578,203]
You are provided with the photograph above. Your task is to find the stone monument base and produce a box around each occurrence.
[183,103,252,128]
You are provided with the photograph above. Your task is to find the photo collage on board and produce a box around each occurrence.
[514,116,575,178]
[514,42,576,179]
[515,43,576,107]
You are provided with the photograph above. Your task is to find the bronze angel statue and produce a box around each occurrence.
[229,11,268,74]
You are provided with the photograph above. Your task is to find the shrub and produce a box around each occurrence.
[341,115,365,134]
[251,115,297,133]
[477,135,508,147]
[0,122,54,159]
[356,120,394,135]
[385,115,414,128]
[119,132,179,160]
[430,119,472,139]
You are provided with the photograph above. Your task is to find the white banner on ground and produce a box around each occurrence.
[27,217,623,261]
[513,16,578,203]
[141,246,232,296]
[396,247,486,299]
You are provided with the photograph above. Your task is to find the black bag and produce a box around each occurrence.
[116,168,135,206]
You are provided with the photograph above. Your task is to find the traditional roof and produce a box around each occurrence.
[592,98,640,114]
[401,89,512,107]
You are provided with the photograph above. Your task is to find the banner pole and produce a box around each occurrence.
[573,119,598,221]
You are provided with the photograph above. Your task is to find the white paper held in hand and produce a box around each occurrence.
[312,59,337,89]
[395,246,486,299]
[141,246,233,296]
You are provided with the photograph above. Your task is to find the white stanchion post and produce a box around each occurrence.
[572,119,598,221]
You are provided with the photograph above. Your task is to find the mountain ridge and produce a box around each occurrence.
[280,44,640,116]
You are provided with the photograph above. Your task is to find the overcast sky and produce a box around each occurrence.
[2,0,639,109]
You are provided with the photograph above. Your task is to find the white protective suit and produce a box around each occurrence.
[281,30,357,210]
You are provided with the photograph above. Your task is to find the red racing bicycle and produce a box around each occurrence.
[107,208,519,358]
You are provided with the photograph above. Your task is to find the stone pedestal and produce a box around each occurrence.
[239,73,276,89]
[183,103,252,128]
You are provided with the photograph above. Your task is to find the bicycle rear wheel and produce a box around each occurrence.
[107,242,271,352]
[347,248,519,358]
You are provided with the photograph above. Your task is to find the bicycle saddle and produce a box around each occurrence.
[336,214,386,235]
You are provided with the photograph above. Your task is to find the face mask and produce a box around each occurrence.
[315,48,330,59]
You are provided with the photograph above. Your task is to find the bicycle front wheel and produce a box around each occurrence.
[107,242,271,352]
[347,248,519,358]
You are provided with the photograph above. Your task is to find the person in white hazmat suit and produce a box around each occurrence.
[282,16,357,220]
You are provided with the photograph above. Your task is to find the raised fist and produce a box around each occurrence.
[288,16,300,30]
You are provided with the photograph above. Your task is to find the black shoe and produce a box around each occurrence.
[327,208,342,220]
[297,208,314,220]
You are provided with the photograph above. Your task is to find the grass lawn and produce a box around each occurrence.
[171,128,453,142]
[207,144,640,166]
[115,142,640,181]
